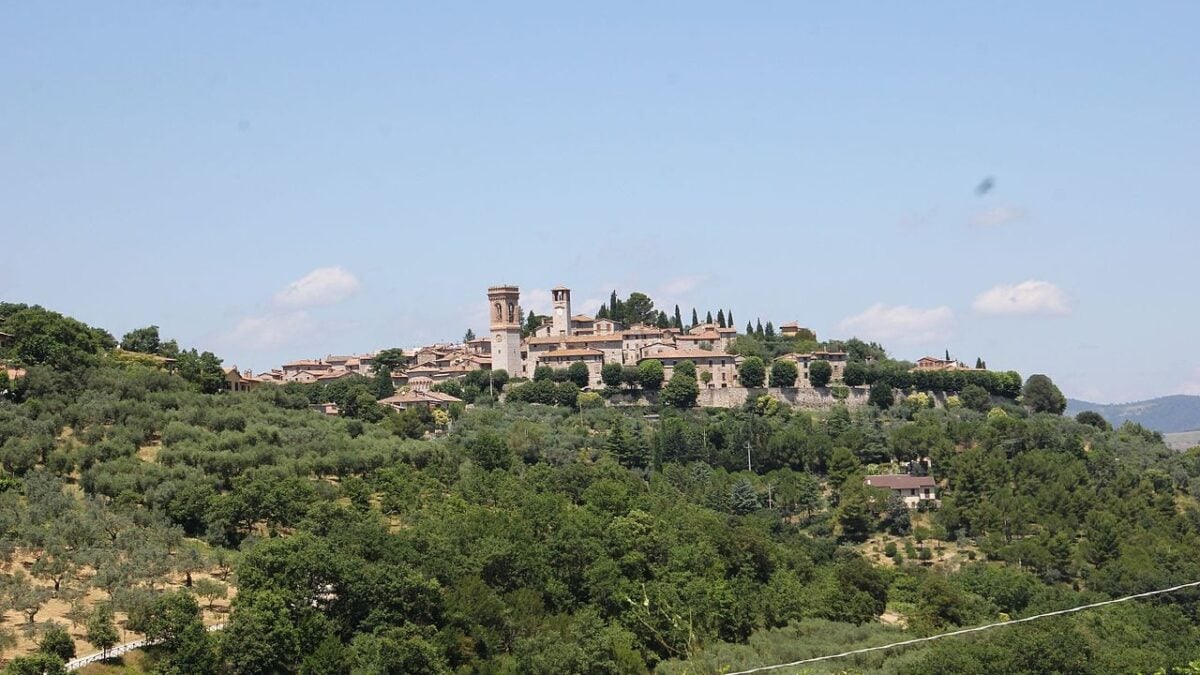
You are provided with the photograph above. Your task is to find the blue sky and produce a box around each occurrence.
[2,3,1197,403]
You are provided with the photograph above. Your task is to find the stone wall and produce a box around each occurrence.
[696,386,872,410]
[607,386,871,410]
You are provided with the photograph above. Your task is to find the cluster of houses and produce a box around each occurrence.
[226,284,856,401]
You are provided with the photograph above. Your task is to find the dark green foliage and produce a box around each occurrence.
[638,359,664,390]
[36,623,75,661]
[1023,374,1067,414]
[565,361,590,388]
[868,381,894,409]
[769,360,797,388]
[808,360,832,388]
[120,325,162,354]
[1075,410,1111,430]
[601,362,623,388]
[1,653,67,675]
[661,372,699,409]
[738,357,765,388]
[7,303,1200,675]
[960,383,991,412]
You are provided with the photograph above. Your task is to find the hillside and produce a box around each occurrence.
[1066,394,1200,434]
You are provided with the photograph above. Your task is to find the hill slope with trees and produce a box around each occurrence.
[2,305,1200,674]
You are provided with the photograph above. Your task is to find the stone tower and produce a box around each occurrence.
[488,285,522,377]
[551,286,572,337]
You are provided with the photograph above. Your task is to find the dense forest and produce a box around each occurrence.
[2,303,1200,674]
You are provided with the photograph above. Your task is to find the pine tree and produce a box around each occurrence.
[717,309,726,328]
[673,305,683,329]
[656,311,670,328]
[691,308,699,327]
[730,480,761,515]
[463,328,475,342]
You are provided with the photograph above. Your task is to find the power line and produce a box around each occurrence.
[727,580,1200,675]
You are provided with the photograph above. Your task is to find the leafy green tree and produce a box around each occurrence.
[960,383,991,412]
[36,623,75,662]
[463,328,476,342]
[1022,374,1066,414]
[1075,410,1111,430]
[1,653,67,675]
[220,591,301,675]
[565,362,590,388]
[868,381,894,409]
[194,578,228,610]
[769,360,797,388]
[86,608,119,658]
[739,357,765,388]
[674,360,697,378]
[623,293,656,326]
[638,360,664,390]
[808,360,832,387]
[843,361,867,386]
[373,348,408,374]
[468,431,511,470]
[730,480,760,515]
[120,325,161,354]
[533,365,554,382]
[175,349,226,394]
[601,362,623,388]
[827,447,861,490]
[661,372,699,409]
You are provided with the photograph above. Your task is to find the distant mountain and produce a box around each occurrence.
[1066,395,1200,434]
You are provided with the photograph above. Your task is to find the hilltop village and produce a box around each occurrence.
[223,284,990,411]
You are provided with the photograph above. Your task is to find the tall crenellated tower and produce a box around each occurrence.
[488,285,522,377]
[551,286,572,336]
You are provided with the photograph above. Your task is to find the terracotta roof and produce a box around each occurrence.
[527,334,622,345]
[864,475,936,490]
[780,321,800,329]
[571,314,595,322]
[380,390,462,406]
[283,359,326,368]
[676,332,721,341]
[538,348,604,359]
[639,350,734,362]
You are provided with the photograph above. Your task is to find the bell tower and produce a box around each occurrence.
[551,286,572,336]
[488,285,522,378]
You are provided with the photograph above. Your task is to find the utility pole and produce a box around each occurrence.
[745,440,753,473]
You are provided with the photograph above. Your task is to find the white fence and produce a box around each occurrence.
[65,623,224,671]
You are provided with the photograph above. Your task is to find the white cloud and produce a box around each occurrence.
[274,266,360,308]
[970,205,1028,227]
[224,311,315,349]
[837,304,954,344]
[973,280,1070,316]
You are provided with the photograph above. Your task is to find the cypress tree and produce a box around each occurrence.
[717,309,726,328]
[727,310,734,329]
[673,305,683,329]
[691,308,699,327]
[765,321,775,337]
[746,321,754,335]
[755,319,764,337]
[705,310,713,324]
